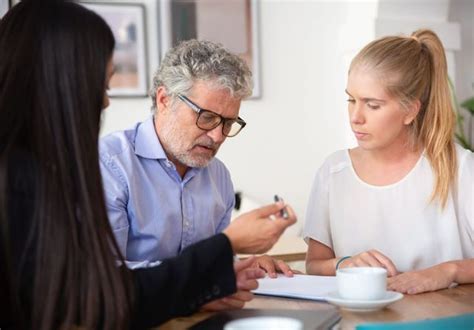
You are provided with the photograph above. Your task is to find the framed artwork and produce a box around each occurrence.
[82,2,148,97]
[160,0,261,98]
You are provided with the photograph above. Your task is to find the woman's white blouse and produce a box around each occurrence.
[303,144,474,272]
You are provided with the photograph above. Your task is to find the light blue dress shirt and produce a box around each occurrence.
[99,116,235,268]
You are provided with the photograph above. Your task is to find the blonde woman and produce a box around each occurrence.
[304,29,474,294]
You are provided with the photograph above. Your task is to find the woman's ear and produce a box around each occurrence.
[403,99,421,125]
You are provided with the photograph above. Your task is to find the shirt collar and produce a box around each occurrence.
[134,116,168,160]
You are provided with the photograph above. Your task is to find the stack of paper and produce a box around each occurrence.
[253,274,337,301]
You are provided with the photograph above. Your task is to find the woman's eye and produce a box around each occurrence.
[347,98,355,103]
[367,103,380,110]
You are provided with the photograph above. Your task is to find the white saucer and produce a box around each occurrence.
[325,291,403,312]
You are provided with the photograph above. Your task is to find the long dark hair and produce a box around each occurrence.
[0,1,132,328]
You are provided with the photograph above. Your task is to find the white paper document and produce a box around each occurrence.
[253,274,337,301]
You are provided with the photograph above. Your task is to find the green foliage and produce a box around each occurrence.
[461,97,474,115]
[449,79,473,152]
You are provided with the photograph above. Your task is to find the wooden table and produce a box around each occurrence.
[238,235,307,262]
[160,284,474,329]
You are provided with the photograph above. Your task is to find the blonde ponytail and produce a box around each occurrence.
[412,29,456,208]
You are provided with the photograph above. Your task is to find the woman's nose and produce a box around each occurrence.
[350,104,365,125]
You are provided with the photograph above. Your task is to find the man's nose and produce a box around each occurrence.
[206,123,226,144]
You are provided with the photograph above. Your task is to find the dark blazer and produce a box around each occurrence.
[2,150,236,329]
[132,234,236,328]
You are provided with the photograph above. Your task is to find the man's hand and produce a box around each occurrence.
[223,201,297,254]
[250,254,302,278]
[388,263,457,294]
[339,249,399,277]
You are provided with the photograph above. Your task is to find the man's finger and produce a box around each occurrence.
[276,259,294,277]
[273,206,297,227]
[276,205,297,223]
[258,259,277,278]
[251,202,286,218]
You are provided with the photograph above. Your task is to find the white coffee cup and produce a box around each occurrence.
[224,317,303,330]
[336,267,387,300]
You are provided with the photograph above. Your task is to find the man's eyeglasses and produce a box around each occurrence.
[177,94,246,137]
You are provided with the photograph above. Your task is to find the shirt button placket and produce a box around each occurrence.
[181,183,191,249]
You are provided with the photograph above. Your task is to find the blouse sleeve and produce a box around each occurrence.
[302,159,333,249]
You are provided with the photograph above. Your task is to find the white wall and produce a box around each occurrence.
[99,0,473,237]
[217,1,377,236]
[449,0,474,140]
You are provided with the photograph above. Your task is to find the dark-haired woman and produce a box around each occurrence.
[0,1,296,329]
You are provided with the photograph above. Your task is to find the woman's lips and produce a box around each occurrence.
[354,131,368,139]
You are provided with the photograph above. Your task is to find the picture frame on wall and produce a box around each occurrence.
[82,2,148,97]
[159,0,261,98]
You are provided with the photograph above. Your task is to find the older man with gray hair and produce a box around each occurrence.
[99,40,296,284]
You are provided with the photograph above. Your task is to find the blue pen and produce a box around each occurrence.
[274,194,289,219]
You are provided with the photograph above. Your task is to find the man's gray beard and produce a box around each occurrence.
[159,114,219,169]
[173,150,214,168]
